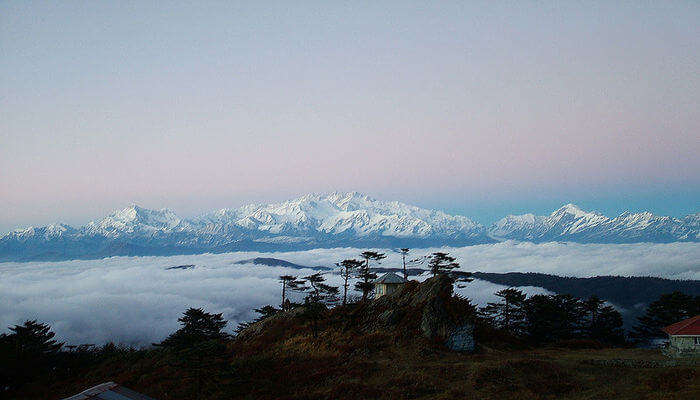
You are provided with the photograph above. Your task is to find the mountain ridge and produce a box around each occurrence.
[490,204,698,243]
[1,192,697,261]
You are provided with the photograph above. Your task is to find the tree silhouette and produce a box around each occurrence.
[481,288,527,336]
[6,320,63,356]
[337,259,363,305]
[234,305,280,334]
[524,294,584,343]
[279,275,306,310]
[0,320,63,390]
[400,248,410,281]
[302,273,339,337]
[631,291,700,343]
[356,251,385,301]
[581,296,625,345]
[159,308,229,349]
[303,273,339,305]
[427,252,459,276]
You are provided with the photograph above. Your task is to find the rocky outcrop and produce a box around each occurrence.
[361,275,475,351]
[236,275,476,352]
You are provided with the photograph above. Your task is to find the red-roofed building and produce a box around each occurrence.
[662,315,700,357]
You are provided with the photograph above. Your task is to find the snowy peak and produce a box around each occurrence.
[489,204,697,243]
[552,203,595,218]
[199,192,484,238]
[1,195,697,261]
[7,223,77,241]
[84,205,184,236]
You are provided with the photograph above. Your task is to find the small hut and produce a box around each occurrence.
[662,315,700,357]
[374,272,405,298]
[62,382,157,400]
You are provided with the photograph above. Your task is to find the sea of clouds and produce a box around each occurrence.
[0,241,697,345]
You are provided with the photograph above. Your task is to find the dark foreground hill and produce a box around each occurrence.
[8,276,699,400]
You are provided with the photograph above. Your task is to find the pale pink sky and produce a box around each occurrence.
[1,1,698,232]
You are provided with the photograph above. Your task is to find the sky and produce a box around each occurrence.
[1,1,698,233]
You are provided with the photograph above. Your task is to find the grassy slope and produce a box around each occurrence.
[12,306,699,400]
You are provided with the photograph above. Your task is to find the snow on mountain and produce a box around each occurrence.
[1,194,697,262]
[489,204,698,243]
[6,223,77,242]
[83,205,187,237]
[197,192,483,239]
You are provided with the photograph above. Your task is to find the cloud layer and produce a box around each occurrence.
[0,242,697,345]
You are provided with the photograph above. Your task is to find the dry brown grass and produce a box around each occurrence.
[8,303,700,400]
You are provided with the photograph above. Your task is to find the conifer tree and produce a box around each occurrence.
[279,275,306,310]
[302,273,339,337]
[356,251,385,301]
[524,294,584,343]
[481,288,527,336]
[6,320,63,356]
[337,259,363,305]
[400,248,410,281]
[234,305,280,334]
[427,252,459,276]
[158,308,229,349]
[581,296,625,345]
[0,320,63,390]
[631,291,700,343]
[303,272,339,305]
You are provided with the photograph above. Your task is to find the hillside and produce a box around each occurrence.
[6,276,699,400]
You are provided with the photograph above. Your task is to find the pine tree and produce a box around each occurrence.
[169,339,228,397]
[581,296,625,345]
[524,294,583,343]
[481,288,527,336]
[304,273,340,305]
[234,305,280,334]
[337,259,363,305]
[631,291,700,343]
[302,273,339,337]
[158,308,229,349]
[356,251,385,301]
[427,252,459,277]
[6,320,63,356]
[0,320,63,390]
[279,275,306,310]
[400,248,410,281]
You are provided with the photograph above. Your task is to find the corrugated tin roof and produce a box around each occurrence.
[62,382,157,400]
[663,315,700,336]
[374,272,404,284]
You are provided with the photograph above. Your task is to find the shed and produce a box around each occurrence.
[61,382,157,400]
[662,315,700,357]
[374,272,405,298]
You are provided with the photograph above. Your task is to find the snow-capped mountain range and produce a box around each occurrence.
[490,203,698,243]
[1,192,697,261]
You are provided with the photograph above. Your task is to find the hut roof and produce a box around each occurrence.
[663,315,700,336]
[374,272,404,284]
[62,382,157,400]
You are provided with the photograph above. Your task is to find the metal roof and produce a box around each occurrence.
[374,272,405,284]
[663,315,700,336]
[62,382,157,400]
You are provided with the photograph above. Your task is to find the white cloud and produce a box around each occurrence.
[0,242,697,345]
